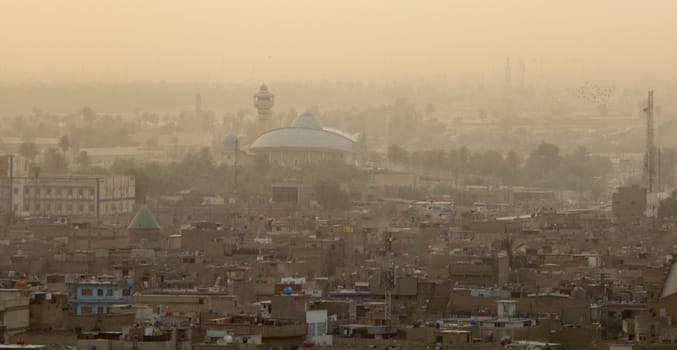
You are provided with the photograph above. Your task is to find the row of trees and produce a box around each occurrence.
[16,136,93,175]
[6,108,136,147]
[102,148,364,206]
[388,141,614,198]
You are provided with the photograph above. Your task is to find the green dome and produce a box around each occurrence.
[127,206,161,230]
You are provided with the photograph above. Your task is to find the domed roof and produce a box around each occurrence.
[250,128,356,153]
[223,133,239,151]
[292,112,322,129]
[250,112,356,153]
[128,206,161,230]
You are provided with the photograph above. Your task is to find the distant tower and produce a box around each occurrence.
[504,58,512,86]
[643,91,656,193]
[254,84,275,122]
[223,133,240,195]
[195,94,202,114]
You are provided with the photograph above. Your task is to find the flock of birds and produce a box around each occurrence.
[570,82,616,105]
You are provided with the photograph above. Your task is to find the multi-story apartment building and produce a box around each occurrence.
[0,154,135,220]
[67,276,133,315]
[11,175,135,218]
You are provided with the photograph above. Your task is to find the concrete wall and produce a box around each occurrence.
[65,313,135,332]
[133,294,211,313]
[0,289,30,336]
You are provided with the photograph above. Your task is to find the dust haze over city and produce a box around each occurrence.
[1,1,677,349]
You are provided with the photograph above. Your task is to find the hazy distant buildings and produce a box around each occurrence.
[504,58,512,87]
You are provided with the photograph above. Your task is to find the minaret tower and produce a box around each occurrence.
[504,58,512,87]
[254,84,275,132]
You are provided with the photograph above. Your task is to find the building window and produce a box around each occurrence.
[122,288,131,296]
[35,204,40,211]
[98,306,105,314]
[23,203,29,211]
[24,187,29,195]
[97,289,104,296]
[79,188,84,196]
[89,188,95,196]
[106,289,113,296]
[67,204,73,212]
[78,204,84,213]
[13,188,18,195]
[89,204,95,212]
[81,288,93,296]
[56,203,62,212]
[81,306,92,314]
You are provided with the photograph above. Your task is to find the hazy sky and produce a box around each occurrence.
[1,0,676,84]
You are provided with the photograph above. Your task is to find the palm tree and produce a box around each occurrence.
[76,151,91,170]
[18,141,38,162]
[30,165,41,179]
[58,136,70,157]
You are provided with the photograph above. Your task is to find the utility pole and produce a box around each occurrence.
[643,91,658,221]
[384,265,394,331]
[233,137,239,197]
[383,228,394,332]
[644,90,655,193]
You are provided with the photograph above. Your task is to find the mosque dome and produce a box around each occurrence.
[292,112,323,129]
[223,133,239,151]
[250,113,356,154]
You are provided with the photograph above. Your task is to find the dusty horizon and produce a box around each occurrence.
[1,0,676,85]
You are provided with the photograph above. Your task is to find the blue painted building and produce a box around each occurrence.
[67,276,133,315]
